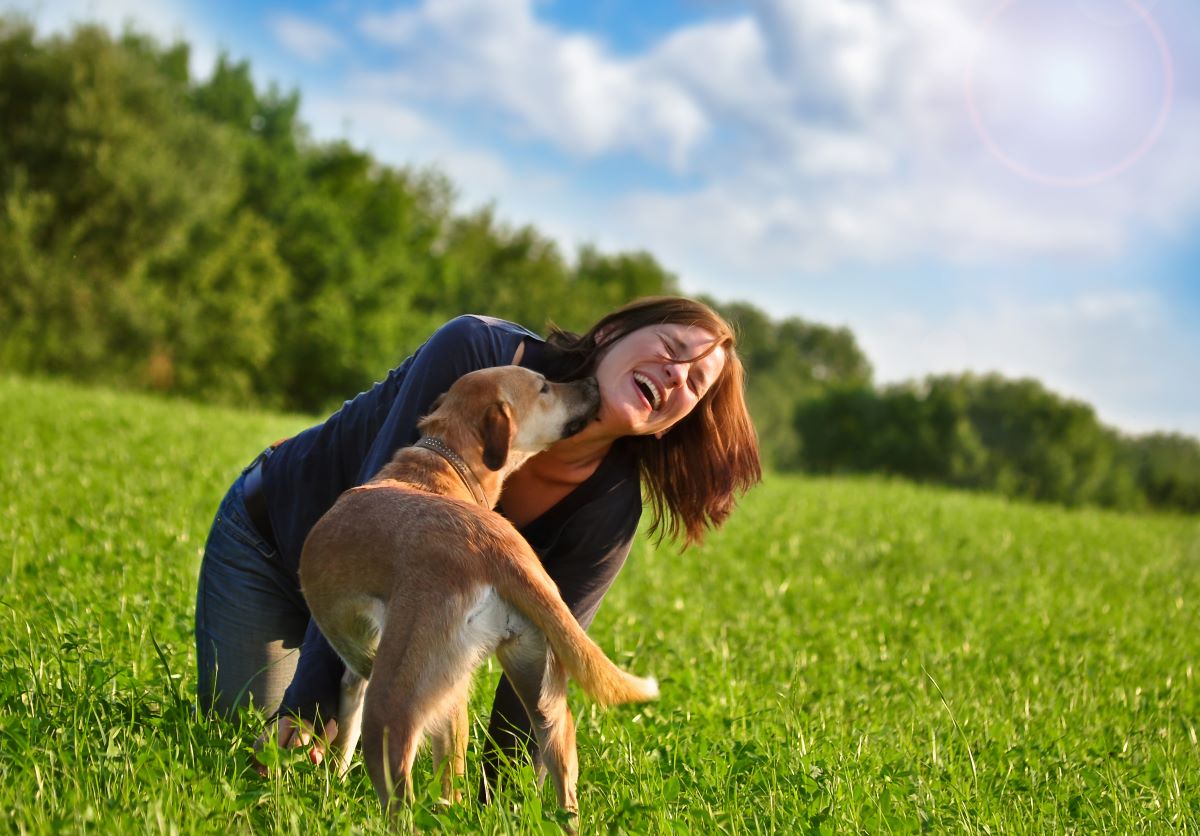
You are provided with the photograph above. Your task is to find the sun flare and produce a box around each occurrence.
[966,0,1173,187]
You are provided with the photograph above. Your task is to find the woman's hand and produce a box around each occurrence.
[252,714,339,776]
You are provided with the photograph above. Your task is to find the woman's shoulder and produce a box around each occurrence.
[461,314,541,338]
[434,314,540,342]
[421,315,543,367]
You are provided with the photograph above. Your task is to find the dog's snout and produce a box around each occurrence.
[561,377,601,439]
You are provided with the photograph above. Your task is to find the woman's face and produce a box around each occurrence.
[592,322,726,438]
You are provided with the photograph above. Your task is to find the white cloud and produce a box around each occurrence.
[616,176,1126,277]
[301,91,567,212]
[340,0,1197,273]
[269,14,344,64]
[623,0,1194,273]
[756,0,896,112]
[645,16,788,122]
[304,93,437,147]
[356,0,708,170]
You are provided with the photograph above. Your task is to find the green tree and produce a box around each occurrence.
[1125,433,1200,512]
[146,210,291,402]
[711,299,872,468]
[567,246,678,331]
[0,20,238,382]
[427,207,571,332]
[962,375,1120,506]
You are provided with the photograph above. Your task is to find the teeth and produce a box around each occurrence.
[633,372,662,410]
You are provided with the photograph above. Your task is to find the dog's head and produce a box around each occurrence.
[419,366,601,477]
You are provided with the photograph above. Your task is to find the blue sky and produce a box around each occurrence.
[9,0,1200,437]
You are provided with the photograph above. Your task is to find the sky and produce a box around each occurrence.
[7,0,1200,437]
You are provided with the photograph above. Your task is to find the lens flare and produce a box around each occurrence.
[965,0,1173,188]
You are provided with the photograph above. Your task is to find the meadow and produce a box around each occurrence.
[1,374,1197,833]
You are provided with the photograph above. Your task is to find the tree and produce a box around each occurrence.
[1125,433,1200,512]
[568,245,678,331]
[711,299,872,468]
[146,210,291,402]
[426,207,572,332]
[0,20,238,382]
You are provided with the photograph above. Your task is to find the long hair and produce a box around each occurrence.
[545,296,762,547]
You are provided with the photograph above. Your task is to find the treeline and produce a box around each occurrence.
[793,376,1200,513]
[2,19,1198,514]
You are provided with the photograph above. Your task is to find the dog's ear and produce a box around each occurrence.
[481,401,513,471]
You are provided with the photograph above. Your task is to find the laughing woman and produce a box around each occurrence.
[194,295,761,789]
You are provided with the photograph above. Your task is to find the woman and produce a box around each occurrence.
[194,295,761,783]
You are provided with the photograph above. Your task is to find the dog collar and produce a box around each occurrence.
[413,437,489,507]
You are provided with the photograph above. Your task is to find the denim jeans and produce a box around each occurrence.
[194,454,309,716]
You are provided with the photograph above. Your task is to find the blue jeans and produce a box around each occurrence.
[194,454,309,716]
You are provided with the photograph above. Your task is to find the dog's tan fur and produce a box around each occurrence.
[299,366,658,817]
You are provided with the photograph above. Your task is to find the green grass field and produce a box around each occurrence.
[1,374,1197,833]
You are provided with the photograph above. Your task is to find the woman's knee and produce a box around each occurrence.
[194,480,307,715]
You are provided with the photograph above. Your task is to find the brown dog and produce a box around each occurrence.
[299,366,658,819]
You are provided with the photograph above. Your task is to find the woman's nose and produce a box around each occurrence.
[663,361,687,387]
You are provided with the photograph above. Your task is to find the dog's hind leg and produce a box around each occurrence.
[331,670,367,778]
[497,629,580,818]
[536,653,579,817]
[362,587,490,811]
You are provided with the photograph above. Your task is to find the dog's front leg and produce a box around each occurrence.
[330,670,368,778]
[430,696,469,802]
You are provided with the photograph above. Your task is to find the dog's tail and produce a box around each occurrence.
[491,545,658,707]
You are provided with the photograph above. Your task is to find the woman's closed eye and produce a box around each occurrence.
[658,338,702,394]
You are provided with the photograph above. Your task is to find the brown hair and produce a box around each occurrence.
[545,296,762,547]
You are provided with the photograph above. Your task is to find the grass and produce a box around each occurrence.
[1,373,1198,833]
